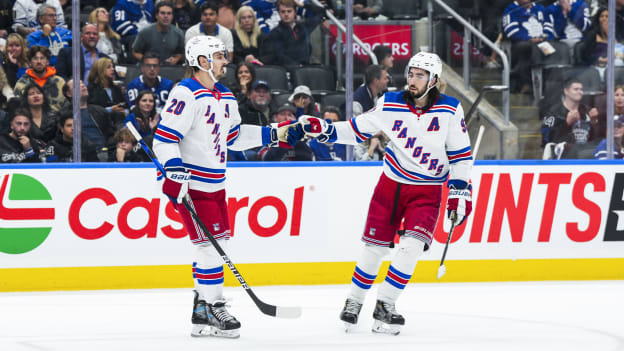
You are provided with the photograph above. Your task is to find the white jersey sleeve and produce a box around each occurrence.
[444,103,472,183]
[226,99,267,151]
[332,95,387,145]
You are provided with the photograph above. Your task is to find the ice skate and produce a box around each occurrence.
[191,291,241,338]
[339,298,363,332]
[371,300,404,335]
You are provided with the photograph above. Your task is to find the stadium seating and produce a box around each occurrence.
[255,65,291,93]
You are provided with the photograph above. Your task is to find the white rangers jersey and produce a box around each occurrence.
[333,91,472,185]
[153,78,267,192]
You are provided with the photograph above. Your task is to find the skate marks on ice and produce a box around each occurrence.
[0,282,623,351]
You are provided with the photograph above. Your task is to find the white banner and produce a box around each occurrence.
[1,162,623,269]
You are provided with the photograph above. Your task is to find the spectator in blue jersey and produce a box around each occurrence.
[55,24,110,83]
[185,1,235,61]
[502,0,554,93]
[12,0,66,38]
[268,0,325,66]
[308,106,346,161]
[547,0,590,49]
[242,0,279,34]
[593,115,624,159]
[111,0,155,64]
[232,5,274,65]
[132,1,185,65]
[353,64,389,116]
[126,52,174,113]
[27,5,72,66]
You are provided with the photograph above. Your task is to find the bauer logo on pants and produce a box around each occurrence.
[0,174,55,254]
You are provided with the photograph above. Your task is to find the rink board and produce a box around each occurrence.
[0,161,623,291]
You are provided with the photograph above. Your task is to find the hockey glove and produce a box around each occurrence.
[299,116,336,143]
[162,159,190,204]
[274,120,303,148]
[446,179,472,226]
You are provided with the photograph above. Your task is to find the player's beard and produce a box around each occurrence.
[409,85,426,100]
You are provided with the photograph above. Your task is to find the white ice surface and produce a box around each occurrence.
[1,281,623,351]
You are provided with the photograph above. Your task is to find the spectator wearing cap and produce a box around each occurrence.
[272,103,296,123]
[593,115,624,159]
[259,102,313,161]
[238,79,272,126]
[289,85,320,117]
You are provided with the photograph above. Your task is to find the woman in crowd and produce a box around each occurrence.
[88,7,123,64]
[173,0,199,31]
[217,0,241,30]
[0,65,14,108]
[19,83,57,143]
[124,90,159,139]
[232,5,273,65]
[579,7,615,72]
[87,58,126,114]
[1,33,29,87]
[231,62,255,103]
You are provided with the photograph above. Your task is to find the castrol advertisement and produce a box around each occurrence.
[0,162,623,281]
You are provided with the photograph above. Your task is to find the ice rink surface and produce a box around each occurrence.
[1,281,624,351]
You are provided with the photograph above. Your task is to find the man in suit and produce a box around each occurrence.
[55,23,110,83]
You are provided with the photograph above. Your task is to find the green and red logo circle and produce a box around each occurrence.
[0,174,55,254]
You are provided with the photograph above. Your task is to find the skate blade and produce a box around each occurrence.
[343,322,356,333]
[371,320,401,336]
[191,325,240,339]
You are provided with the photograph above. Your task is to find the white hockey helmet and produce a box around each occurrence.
[185,35,227,80]
[405,51,442,99]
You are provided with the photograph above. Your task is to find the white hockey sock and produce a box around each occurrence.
[348,244,389,303]
[377,237,425,304]
[193,241,227,303]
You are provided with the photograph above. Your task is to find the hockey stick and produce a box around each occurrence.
[437,124,485,280]
[125,122,302,319]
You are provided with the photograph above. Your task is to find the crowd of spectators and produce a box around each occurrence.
[0,0,623,163]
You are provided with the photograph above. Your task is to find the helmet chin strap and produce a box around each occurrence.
[198,60,219,83]
[413,75,437,101]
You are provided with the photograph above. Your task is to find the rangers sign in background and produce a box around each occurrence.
[0,162,623,291]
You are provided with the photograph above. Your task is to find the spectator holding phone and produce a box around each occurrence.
[87,57,127,116]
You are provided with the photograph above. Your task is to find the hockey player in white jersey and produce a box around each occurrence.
[295,52,474,335]
[152,35,298,338]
